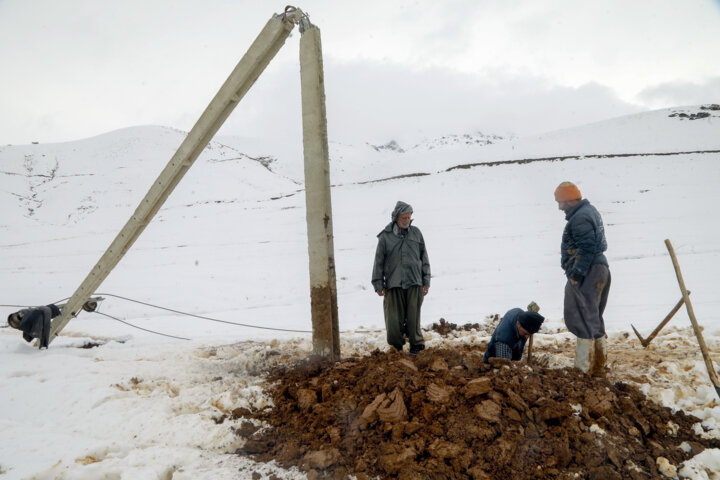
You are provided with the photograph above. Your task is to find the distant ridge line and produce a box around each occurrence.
[269,148,720,198]
[350,172,431,185]
[445,149,720,172]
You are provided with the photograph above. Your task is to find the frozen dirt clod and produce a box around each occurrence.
[235,346,720,479]
[428,317,485,336]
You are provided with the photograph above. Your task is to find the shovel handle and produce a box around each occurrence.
[526,335,534,363]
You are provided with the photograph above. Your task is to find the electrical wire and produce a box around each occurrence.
[92,310,191,341]
[95,293,385,334]
[3,294,384,338]
[95,292,315,333]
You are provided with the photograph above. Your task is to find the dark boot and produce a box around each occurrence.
[409,344,425,355]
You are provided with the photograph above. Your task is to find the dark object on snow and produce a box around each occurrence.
[7,304,62,349]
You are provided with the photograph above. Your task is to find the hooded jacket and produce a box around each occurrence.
[371,202,431,291]
[560,199,608,278]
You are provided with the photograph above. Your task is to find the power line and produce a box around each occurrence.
[3,294,384,339]
[93,311,191,341]
[95,292,315,333]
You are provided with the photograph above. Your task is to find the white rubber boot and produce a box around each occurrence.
[574,338,593,373]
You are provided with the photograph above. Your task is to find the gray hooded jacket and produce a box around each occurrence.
[371,201,431,291]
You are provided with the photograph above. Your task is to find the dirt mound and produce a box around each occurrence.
[235,346,718,479]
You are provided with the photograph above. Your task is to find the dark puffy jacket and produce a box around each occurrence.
[484,308,526,363]
[560,199,608,278]
[12,304,61,348]
[371,223,431,292]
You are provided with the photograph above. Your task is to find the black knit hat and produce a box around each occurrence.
[518,311,544,334]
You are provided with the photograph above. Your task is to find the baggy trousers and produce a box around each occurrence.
[564,263,611,374]
[384,286,425,349]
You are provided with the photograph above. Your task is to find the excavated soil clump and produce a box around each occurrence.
[236,346,719,479]
[428,317,488,336]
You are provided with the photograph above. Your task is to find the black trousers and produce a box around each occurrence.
[384,286,425,348]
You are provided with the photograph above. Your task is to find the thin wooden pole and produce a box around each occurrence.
[631,293,689,347]
[665,239,720,399]
[526,335,534,364]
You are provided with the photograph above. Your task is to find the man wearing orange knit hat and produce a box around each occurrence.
[555,182,611,376]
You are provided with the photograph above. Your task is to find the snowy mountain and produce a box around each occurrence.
[1,105,720,478]
[2,103,720,335]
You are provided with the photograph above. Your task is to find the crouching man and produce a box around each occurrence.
[7,304,62,349]
[484,304,544,363]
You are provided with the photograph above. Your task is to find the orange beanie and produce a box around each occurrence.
[554,182,582,202]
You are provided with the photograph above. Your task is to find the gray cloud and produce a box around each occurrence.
[637,78,720,107]
[218,61,644,146]
[1,0,716,145]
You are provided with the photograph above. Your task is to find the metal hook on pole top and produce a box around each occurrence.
[281,5,315,33]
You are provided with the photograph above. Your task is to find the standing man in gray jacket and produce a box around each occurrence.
[372,201,431,354]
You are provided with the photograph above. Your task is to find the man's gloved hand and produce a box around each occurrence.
[527,301,540,313]
[570,271,585,283]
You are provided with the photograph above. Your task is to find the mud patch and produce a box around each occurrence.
[235,346,720,479]
[310,284,340,360]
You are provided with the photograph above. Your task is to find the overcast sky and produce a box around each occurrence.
[1,0,719,146]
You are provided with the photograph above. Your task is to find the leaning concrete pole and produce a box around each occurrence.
[47,13,295,344]
[299,20,340,360]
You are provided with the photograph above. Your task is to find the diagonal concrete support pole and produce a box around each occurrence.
[47,13,295,345]
[299,22,340,360]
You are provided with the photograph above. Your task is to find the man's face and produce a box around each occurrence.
[517,321,531,339]
[396,213,412,229]
[557,199,580,213]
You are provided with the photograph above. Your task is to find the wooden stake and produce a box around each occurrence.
[665,239,720,399]
[631,292,689,347]
[527,335,534,364]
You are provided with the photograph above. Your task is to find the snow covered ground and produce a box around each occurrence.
[1,105,720,478]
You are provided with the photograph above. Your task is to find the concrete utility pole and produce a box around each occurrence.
[299,19,340,360]
[47,12,297,344]
[47,7,341,360]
